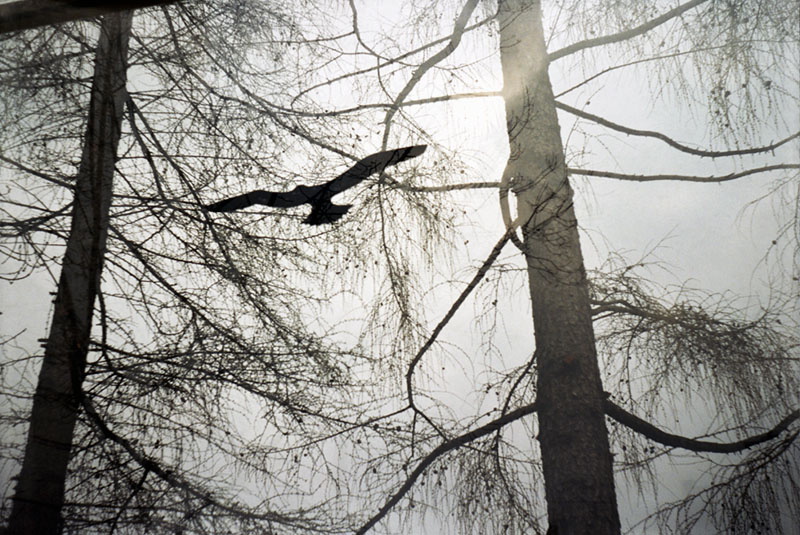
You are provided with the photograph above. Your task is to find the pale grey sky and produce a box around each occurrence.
[1,2,798,533]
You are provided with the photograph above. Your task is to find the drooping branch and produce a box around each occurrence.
[553,46,727,99]
[604,400,800,453]
[570,164,800,183]
[557,101,800,158]
[548,0,710,62]
[0,153,74,190]
[355,401,539,535]
[76,395,322,529]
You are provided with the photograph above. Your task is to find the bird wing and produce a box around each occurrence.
[205,191,270,212]
[271,184,322,207]
[205,145,426,215]
[205,189,284,212]
[324,145,427,196]
[206,184,323,212]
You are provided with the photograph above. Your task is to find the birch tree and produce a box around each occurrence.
[1,3,394,533]
[327,1,800,534]
[2,1,799,534]
[4,13,133,534]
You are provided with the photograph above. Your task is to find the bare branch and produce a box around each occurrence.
[0,153,74,189]
[557,101,800,158]
[553,47,728,99]
[348,0,386,61]
[289,11,496,108]
[303,91,502,118]
[399,180,500,192]
[570,164,800,183]
[604,400,800,453]
[77,395,325,529]
[405,220,519,409]
[548,0,710,62]
[382,0,480,144]
[0,0,178,34]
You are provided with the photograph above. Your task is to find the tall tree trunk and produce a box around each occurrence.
[6,12,132,535]
[497,1,621,534]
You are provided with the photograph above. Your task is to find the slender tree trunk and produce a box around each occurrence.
[6,12,132,535]
[497,1,621,533]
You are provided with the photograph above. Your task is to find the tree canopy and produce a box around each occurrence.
[1,1,798,534]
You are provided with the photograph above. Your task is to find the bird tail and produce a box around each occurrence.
[303,202,352,225]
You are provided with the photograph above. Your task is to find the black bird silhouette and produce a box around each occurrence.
[205,145,427,225]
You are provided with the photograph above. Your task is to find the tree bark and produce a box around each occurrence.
[497,1,621,534]
[6,12,132,535]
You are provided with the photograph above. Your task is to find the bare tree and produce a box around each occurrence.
[305,1,799,534]
[0,2,408,533]
[494,2,798,532]
[4,12,133,533]
[2,1,799,534]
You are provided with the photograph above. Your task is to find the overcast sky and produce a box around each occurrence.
[1,2,798,533]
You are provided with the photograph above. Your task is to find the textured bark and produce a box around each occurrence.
[497,1,621,534]
[6,13,132,535]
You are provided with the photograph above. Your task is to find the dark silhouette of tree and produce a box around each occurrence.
[4,12,133,534]
[299,1,799,534]
[2,1,798,534]
[1,3,418,533]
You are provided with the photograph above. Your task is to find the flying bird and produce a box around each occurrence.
[205,145,427,225]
